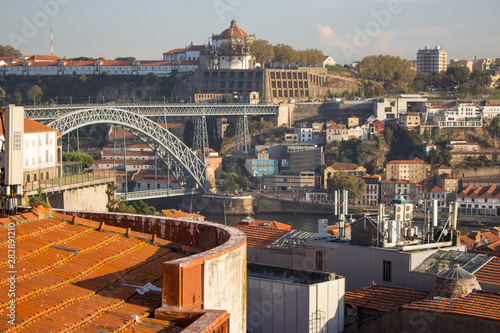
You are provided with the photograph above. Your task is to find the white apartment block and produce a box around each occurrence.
[417,46,448,74]
[0,118,62,183]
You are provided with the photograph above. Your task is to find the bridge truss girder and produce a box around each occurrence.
[47,107,207,191]
[25,104,278,121]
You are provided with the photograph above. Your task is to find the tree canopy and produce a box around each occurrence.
[326,171,366,202]
[26,85,43,103]
[0,44,21,57]
[248,39,275,67]
[273,44,295,67]
[216,171,251,192]
[358,55,415,93]
[62,151,94,169]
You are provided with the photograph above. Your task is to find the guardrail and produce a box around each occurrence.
[25,170,116,194]
[118,188,200,200]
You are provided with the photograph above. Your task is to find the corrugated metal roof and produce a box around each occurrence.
[266,230,319,254]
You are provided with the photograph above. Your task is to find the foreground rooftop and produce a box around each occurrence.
[0,208,184,332]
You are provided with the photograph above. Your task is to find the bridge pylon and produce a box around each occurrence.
[235,115,250,154]
[193,116,209,159]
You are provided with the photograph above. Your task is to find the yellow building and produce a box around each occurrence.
[324,162,366,188]
[348,116,359,128]
[401,112,421,130]
[385,157,431,183]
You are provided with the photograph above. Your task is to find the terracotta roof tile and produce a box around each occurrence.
[345,285,428,311]
[386,157,428,165]
[475,257,500,286]
[232,225,290,248]
[0,210,185,332]
[402,290,500,321]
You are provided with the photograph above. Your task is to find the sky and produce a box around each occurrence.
[1,0,499,64]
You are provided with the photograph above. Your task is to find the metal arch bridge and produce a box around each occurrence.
[24,103,278,120]
[24,103,278,200]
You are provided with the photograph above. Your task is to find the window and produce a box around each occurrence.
[45,133,49,145]
[316,251,324,271]
[383,261,392,282]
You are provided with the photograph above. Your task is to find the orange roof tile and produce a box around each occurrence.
[328,162,362,170]
[475,257,500,286]
[345,285,428,312]
[0,210,185,332]
[402,290,500,321]
[387,157,428,165]
[232,225,290,248]
[0,118,61,135]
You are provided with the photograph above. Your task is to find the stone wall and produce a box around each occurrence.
[253,196,336,215]
[453,166,500,179]
[46,184,111,212]
[180,194,254,215]
[291,101,376,125]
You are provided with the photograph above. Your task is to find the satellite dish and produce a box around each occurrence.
[483,237,490,244]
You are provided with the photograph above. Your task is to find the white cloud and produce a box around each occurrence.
[317,24,405,61]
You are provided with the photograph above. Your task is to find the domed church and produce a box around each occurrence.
[211,19,256,70]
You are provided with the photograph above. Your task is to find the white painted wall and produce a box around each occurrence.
[204,244,247,333]
[247,276,345,333]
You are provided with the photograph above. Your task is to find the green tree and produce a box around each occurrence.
[444,66,470,86]
[249,39,275,67]
[358,55,415,93]
[112,201,136,214]
[132,200,156,215]
[326,171,366,201]
[115,57,136,61]
[26,85,43,104]
[29,187,50,208]
[0,44,21,57]
[490,117,500,137]
[273,44,296,67]
[62,151,94,168]
[219,41,238,69]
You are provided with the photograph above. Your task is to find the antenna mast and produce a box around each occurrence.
[51,27,53,56]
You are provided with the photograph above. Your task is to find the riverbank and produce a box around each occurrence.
[179,193,337,216]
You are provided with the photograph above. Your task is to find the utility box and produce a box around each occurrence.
[5,105,24,186]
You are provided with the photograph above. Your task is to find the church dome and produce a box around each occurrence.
[428,264,481,299]
[220,19,248,38]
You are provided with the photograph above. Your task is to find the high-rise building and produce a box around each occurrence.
[417,46,448,74]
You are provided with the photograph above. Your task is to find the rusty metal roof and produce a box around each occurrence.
[0,213,184,332]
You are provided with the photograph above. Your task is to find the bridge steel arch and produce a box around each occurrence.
[47,107,207,191]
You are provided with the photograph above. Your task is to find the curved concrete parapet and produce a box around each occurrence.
[53,209,247,333]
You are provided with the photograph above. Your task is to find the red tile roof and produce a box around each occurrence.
[232,225,290,248]
[387,157,428,165]
[475,257,500,286]
[424,184,446,192]
[328,162,362,170]
[237,220,291,231]
[162,48,185,55]
[0,210,185,332]
[402,290,500,321]
[0,118,59,136]
[345,285,428,312]
[457,185,500,199]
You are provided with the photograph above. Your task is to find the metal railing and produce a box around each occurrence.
[118,188,200,201]
[25,170,116,194]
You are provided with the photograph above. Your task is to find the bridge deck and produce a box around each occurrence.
[24,103,278,120]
